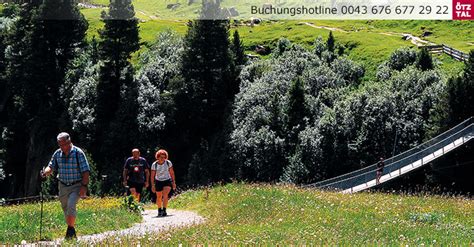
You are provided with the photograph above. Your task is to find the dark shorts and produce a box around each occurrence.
[155,179,172,192]
[128,181,144,194]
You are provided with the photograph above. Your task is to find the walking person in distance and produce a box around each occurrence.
[123,148,150,202]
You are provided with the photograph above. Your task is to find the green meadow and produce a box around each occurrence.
[103,183,473,245]
[1,184,472,245]
[0,197,142,244]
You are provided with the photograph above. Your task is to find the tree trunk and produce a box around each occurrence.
[24,118,57,196]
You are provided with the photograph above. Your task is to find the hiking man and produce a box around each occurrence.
[376,157,385,185]
[123,148,150,202]
[41,132,90,239]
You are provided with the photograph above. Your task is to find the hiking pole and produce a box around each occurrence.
[39,167,45,241]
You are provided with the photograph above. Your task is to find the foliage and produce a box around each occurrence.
[2,0,472,197]
[62,41,99,146]
[446,50,474,127]
[326,31,335,53]
[0,129,5,182]
[135,30,183,152]
[387,47,417,71]
[171,0,237,185]
[230,29,246,67]
[416,47,434,71]
[286,77,308,150]
[94,0,140,191]
[3,0,88,197]
[121,195,144,213]
[426,50,474,193]
[280,146,309,184]
[231,39,364,182]
[409,212,443,224]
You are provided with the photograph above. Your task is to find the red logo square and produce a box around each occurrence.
[453,0,474,20]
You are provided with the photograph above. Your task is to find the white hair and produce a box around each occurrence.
[57,132,71,142]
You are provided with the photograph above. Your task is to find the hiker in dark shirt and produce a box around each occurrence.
[123,148,150,202]
[376,157,385,185]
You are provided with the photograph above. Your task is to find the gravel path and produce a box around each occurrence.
[34,209,205,245]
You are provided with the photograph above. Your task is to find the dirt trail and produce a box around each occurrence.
[30,209,205,246]
[300,22,436,47]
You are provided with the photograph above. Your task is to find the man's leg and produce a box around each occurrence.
[65,184,81,238]
[58,184,69,220]
[135,184,144,202]
[129,187,139,201]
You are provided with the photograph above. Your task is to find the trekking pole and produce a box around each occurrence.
[39,167,45,241]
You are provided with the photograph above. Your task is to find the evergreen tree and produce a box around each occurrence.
[0,25,7,120]
[230,30,246,67]
[463,50,474,87]
[416,47,434,71]
[280,146,309,184]
[326,31,335,53]
[430,50,474,194]
[446,50,474,126]
[230,30,246,96]
[2,3,37,197]
[96,0,139,131]
[171,0,234,183]
[4,0,87,196]
[94,0,140,189]
[287,77,307,150]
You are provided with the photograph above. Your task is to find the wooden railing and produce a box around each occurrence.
[424,44,469,62]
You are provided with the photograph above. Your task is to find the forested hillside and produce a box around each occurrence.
[0,0,473,198]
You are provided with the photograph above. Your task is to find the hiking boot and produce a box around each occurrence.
[162,208,167,217]
[158,208,163,217]
[65,226,76,240]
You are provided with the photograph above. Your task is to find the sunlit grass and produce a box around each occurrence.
[80,4,469,81]
[0,197,142,244]
[80,0,472,80]
[96,183,474,245]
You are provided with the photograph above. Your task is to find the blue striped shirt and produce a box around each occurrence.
[48,145,90,184]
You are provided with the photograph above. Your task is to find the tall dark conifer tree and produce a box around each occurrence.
[95,0,140,191]
[230,30,246,96]
[287,77,307,151]
[326,31,335,53]
[447,50,474,126]
[416,47,434,71]
[4,0,87,196]
[172,0,235,185]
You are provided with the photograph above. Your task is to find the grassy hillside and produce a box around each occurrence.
[80,2,471,80]
[3,2,470,79]
[83,0,473,50]
[104,183,473,245]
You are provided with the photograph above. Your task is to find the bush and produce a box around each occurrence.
[387,47,417,71]
[121,195,144,213]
